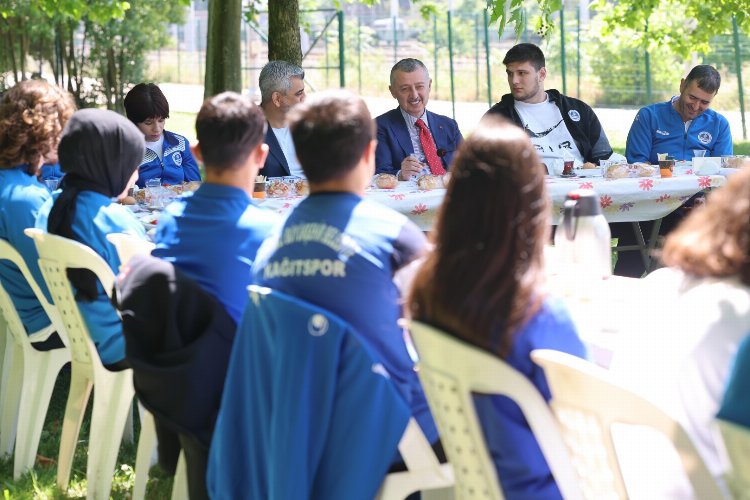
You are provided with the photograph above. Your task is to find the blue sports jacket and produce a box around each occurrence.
[625,100,732,163]
[136,130,201,188]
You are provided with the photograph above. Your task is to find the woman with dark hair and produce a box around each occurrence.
[610,165,750,494]
[408,116,586,499]
[0,80,75,349]
[35,108,147,370]
[124,82,200,187]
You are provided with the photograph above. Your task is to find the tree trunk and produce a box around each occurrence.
[7,31,19,83]
[64,25,75,96]
[76,26,88,101]
[19,28,27,79]
[52,25,63,86]
[204,0,242,99]
[105,46,117,110]
[268,0,302,66]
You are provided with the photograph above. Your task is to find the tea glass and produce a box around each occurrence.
[44,178,61,191]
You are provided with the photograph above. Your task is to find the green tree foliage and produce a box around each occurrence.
[485,0,750,59]
[0,0,188,111]
[487,0,561,39]
[86,0,189,111]
[584,11,684,107]
[591,0,750,58]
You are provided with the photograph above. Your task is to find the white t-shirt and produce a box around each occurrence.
[145,135,165,160]
[514,95,584,173]
[271,126,305,178]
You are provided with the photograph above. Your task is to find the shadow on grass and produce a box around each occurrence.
[1,366,174,499]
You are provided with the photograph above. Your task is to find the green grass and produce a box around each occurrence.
[1,367,174,499]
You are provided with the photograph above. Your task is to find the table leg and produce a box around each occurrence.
[630,221,650,269]
[612,222,650,269]
[645,218,663,273]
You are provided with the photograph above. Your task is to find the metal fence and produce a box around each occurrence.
[145,2,750,138]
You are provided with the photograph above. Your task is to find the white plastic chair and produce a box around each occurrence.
[716,419,750,499]
[408,321,582,500]
[376,418,455,500]
[131,409,188,500]
[106,234,189,500]
[0,238,70,478]
[531,349,723,500]
[25,228,135,500]
[106,233,155,270]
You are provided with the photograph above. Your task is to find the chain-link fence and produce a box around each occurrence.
[144,2,750,138]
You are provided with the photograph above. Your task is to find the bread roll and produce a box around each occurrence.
[633,163,657,177]
[605,164,629,179]
[417,174,444,189]
[374,173,398,189]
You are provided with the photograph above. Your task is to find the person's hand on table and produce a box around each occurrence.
[399,156,423,181]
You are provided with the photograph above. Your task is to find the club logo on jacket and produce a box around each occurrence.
[656,129,670,136]
[308,313,329,336]
[568,110,581,122]
[698,131,712,144]
[172,152,182,166]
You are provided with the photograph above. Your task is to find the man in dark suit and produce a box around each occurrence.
[375,59,462,179]
[258,60,306,178]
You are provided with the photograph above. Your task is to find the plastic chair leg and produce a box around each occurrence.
[84,372,134,500]
[122,401,135,444]
[0,339,21,457]
[422,487,455,500]
[171,451,188,500]
[57,369,94,491]
[0,315,7,413]
[13,348,68,478]
[133,410,158,500]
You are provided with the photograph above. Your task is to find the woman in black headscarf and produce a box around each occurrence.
[36,108,148,369]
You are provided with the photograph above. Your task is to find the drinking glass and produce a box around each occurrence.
[145,178,162,208]
[693,150,706,158]
[44,178,60,191]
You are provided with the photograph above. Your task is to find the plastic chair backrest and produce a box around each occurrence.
[24,228,115,368]
[531,349,723,500]
[0,238,65,339]
[106,233,154,268]
[408,321,581,500]
[716,419,750,499]
[0,267,34,350]
[376,417,455,499]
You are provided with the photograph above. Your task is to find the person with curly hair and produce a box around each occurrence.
[407,115,586,499]
[0,80,75,349]
[609,165,750,496]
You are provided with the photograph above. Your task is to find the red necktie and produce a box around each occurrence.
[415,118,446,175]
